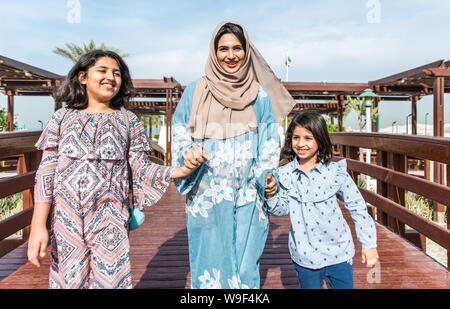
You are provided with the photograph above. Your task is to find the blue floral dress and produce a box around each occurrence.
[172,80,280,288]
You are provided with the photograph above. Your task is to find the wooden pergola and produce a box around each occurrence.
[130,77,182,164]
[369,59,450,136]
[368,59,450,221]
[1,55,448,163]
[283,81,412,132]
[0,55,62,131]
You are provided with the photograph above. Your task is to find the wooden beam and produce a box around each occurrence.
[370,60,444,86]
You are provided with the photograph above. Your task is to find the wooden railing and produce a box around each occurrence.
[330,132,450,270]
[0,131,42,257]
[0,130,166,258]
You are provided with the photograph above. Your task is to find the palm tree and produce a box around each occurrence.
[343,95,379,187]
[53,40,129,62]
[343,95,378,132]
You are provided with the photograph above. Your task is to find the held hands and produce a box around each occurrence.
[264,173,277,199]
[171,145,210,179]
[361,248,379,267]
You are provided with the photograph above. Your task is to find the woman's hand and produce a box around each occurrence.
[171,146,210,179]
[264,173,277,199]
[27,226,49,268]
[361,248,379,267]
[182,145,210,169]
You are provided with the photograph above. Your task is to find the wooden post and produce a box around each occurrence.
[447,164,450,271]
[372,97,379,133]
[411,96,417,135]
[386,152,406,236]
[376,150,388,226]
[346,146,359,182]
[6,91,14,131]
[149,115,153,140]
[16,151,41,240]
[337,95,344,132]
[167,89,173,166]
[433,76,445,223]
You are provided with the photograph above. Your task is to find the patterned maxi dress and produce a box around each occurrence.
[34,108,173,289]
[172,81,280,289]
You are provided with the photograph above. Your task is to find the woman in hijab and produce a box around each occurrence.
[172,21,296,289]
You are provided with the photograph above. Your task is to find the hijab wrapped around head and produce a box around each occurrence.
[187,21,296,140]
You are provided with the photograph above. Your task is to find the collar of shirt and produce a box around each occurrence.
[292,158,326,177]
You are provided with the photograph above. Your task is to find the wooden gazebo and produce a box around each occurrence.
[0,55,63,131]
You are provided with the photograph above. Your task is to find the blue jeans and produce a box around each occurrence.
[293,260,354,289]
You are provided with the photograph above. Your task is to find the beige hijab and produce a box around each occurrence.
[187,21,296,140]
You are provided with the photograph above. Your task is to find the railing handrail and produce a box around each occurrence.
[331,132,450,164]
[330,132,450,265]
[0,131,42,159]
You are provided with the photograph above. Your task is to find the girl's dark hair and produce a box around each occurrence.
[55,50,134,110]
[214,23,247,53]
[279,111,333,166]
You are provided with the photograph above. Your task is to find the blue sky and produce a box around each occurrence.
[0,0,449,133]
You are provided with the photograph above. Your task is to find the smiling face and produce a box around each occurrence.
[78,56,122,106]
[215,33,246,74]
[291,125,319,165]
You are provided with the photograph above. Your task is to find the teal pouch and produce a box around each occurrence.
[129,208,145,231]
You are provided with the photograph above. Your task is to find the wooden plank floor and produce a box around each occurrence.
[1,184,449,289]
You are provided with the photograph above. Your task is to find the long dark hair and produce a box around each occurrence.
[279,111,333,166]
[214,23,247,53]
[55,50,134,109]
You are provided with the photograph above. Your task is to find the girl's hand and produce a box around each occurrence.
[182,145,210,169]
[171,165,196,179]
[361,248,379,267]
[27,226,49,268]
[264,173,277,199]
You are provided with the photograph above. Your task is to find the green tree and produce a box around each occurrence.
[326,118,341,133]
[343,95,379,132]
[0,108,16,132]
[53,40,129,62]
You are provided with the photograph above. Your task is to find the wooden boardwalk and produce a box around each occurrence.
[0,184,449,289]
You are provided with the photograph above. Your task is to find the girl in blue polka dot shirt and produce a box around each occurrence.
[266,111,379,289]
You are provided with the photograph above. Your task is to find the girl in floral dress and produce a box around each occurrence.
[27,50,203,289]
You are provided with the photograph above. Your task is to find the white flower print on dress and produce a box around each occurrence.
[172,124,193,164]
[253,138,280,178]
[199,268,222,289]
[228,275,250,289]
[234,140,253,166]
[236,185,257,206]
[203,178,233,204]
[187,194,213,218]
[209,139,234,168]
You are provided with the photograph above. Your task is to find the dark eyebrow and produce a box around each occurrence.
[94,65,120,71]
[218,44,242,49]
